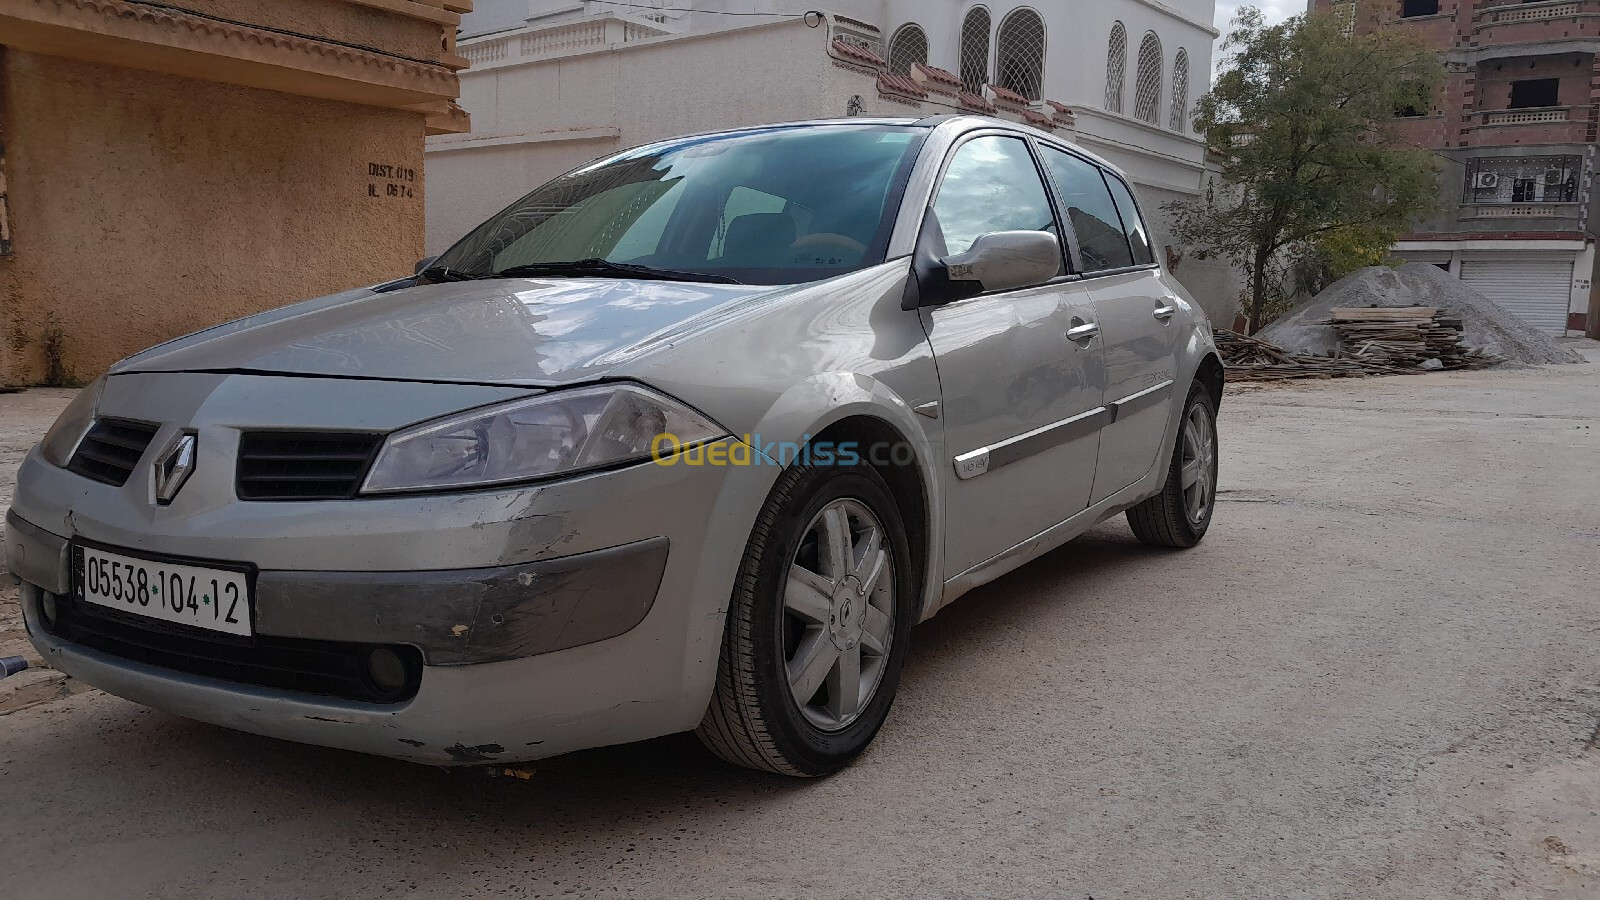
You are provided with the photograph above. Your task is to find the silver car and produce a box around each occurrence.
[6,117,1222,776]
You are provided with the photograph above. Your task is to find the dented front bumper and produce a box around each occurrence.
[5,373,778,765]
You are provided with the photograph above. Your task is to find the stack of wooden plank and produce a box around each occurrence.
[1214,329,1411,381]
[1327,307,1500,371]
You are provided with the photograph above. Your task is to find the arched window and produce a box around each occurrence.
[1105,22,1127,113]
[1170,48,1190,132]
[995,8,1046,101]
[959,7,992,94]
[887,23,928,76]
[1134,32,1162,125]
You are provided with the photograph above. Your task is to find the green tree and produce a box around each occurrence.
[1170,8,1441,333]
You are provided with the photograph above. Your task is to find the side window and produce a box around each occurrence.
[930,135,1060,271]
[1104,174,1155,265]
[1038,146,1134,272]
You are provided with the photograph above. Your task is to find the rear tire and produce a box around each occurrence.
[1126,383,1218,549]
[696,460,914,777]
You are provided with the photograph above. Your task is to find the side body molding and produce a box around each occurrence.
[949,380,1171,481]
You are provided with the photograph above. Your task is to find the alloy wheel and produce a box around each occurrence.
[781,498,896,732]
[1180,402,1217,526]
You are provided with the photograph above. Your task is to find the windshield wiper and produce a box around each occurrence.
[418,265,478,284]
[489,259,743,285]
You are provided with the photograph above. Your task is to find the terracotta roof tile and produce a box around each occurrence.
[987,84,1029,106]
[1046,100,1073,115]
[1022,108,1055,129]
[958,91,996,114]
[830,38,886,68]
[877,72,929,98]
[912,63,963,89]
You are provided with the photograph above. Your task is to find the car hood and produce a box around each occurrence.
[111,277,774,386]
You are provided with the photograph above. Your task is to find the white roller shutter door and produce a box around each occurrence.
[1458,256,1573,334]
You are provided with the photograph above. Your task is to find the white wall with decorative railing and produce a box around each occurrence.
[459,15,674,69]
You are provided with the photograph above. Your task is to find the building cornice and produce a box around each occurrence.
[1131,0,1222,39]
[0,0,467,127]
[344,0,466,27]
[1073,106,1207,150]
[1444,39,1600,66]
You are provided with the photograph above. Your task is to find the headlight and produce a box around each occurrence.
[39,376,106,468]
[361,383,727,494]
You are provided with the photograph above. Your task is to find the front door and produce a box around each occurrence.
[918,133,1107,577]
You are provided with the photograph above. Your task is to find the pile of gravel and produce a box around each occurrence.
[1258,263,1585,366]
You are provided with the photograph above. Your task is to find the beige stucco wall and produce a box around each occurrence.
[186,0,448,61]
[0,51,428,384]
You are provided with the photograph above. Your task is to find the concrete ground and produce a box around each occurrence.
[2,349,1598,899]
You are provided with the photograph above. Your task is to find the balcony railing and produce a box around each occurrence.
[458,15,672,70]
[1482,1,1584,23]
[1481,106,1570,125]
[1465,203,1581,219]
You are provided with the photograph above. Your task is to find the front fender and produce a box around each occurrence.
[732,371,948,624]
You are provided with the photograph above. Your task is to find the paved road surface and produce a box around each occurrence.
[2,350,1598,899]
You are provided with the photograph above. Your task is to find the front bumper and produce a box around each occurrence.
[9,510,668,665]
[5,373,781,765]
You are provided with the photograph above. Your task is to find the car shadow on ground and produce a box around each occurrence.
[6,523,1172,833]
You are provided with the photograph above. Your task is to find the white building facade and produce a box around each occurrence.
[427,0,1238,321]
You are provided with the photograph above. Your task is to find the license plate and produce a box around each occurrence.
[76,545,253,636]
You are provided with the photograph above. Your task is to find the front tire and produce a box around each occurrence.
[1126,383,1218,548]
[696,461,914,777]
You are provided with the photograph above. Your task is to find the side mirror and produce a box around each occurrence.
[414,256,438,275]
[941,231,1061,294]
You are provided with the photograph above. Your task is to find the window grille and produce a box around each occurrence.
[959,7,992,94]
[887,23,928,76]
[1170,48,1190,132]
[1134,32,1162,125]
[1105,22,1127,113]
[996,8,1046,101]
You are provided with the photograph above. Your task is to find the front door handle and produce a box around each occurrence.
[1066,320,1100,342]
[1153,305,1177,321]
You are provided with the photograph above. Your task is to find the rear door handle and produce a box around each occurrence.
[1153,306,1177,321]
[1066,321,1100,342]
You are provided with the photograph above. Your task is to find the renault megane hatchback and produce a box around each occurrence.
[7,116,1222,776]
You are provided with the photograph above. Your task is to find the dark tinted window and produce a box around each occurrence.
[1104,175,1155,266]
[1038,146,1134,271]
[929,135,1060,271]
[1509,78,1560,110]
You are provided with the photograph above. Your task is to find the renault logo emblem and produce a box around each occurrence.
[154,433,197,504]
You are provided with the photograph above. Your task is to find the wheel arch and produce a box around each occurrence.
[1194,351,1224,410]
[809,414,933,620]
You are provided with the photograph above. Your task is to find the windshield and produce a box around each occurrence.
[431,124,927,286]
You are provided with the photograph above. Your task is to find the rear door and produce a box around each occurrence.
[1037,149,1180,503]
[918,133,1106,577]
